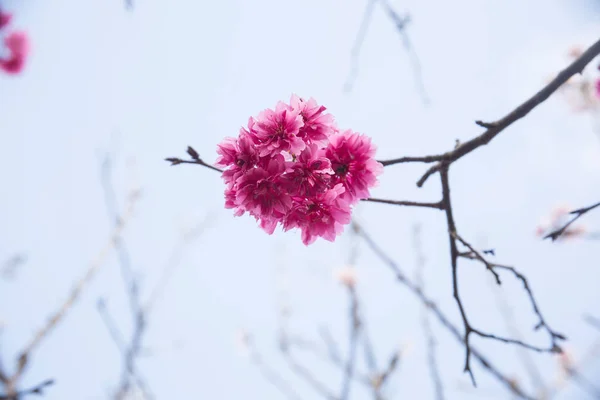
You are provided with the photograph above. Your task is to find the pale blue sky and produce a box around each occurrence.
[1,0,599,399]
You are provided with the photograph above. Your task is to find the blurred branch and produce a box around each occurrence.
[165,146,223,173]
[97,298,127,353]
[344,0,429,103]
[0,254,26,280]
[412,224,445,400]
[544,201,600,241]
[584,314,600,333]
[99,150,210,399]
[0,379,54,400]
[0,192,139,397]
[100,152,153,400]
[343,0,377,93]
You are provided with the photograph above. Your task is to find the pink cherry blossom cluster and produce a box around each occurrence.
[0,10,29,74]
[216,95,383,245]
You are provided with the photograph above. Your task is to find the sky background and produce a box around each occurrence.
[0,0,599,399]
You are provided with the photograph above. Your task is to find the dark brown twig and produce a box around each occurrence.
[280,349,338,400]
[354,221,536,400]
[488,266,546,393]
[379,37,600,188]
[439,167,562,385]
[362,197,443,209]
[165,146,223,173]
[377,0,429,104]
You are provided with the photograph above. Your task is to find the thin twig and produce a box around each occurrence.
[362,197,443,209]
[488,268,546,393]
[340,287,360,400]
[378,0,429,104]
[344,0,377,92]
[12,194,138,388]
[100,152,154,400]
[97,299,127,353]
[165,146,223,173]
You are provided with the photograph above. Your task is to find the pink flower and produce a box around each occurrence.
[290,94,336,146]
[0,12,11,30]
[235,156,292,234]
[283,184,352,245]
[595,79,600,99]
[325,130,383,204]
[216,130,259,168]
[0,31,29,74]
[251,102,305,157]
[282,144,333,197]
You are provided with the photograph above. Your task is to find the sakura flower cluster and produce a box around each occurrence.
[216,95,383,245]
[0,9,29,74]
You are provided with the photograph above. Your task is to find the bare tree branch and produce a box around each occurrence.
[0,192,140,396]
[165,146,223,173]
[379,37,600,188]
[544,201,600,241]
[355,221,536,400]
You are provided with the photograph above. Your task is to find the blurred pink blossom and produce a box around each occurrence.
[0,10,29,75]
[0,12,11,29]
[325,130,384,204]
[333,265,357,288]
